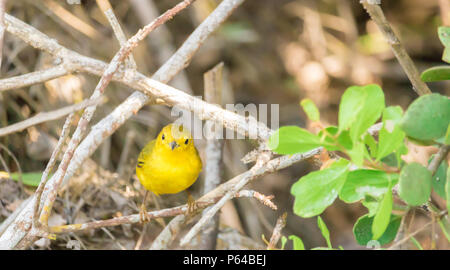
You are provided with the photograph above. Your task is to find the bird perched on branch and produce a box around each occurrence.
[136,123,202,223]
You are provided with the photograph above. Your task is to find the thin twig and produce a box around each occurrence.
[0,143,23,188]
[129,0,192,92]
[0,65,72,93]
[236,190,277,210]
[388,210,448,250]
[42,0,101,39]
[149,215,185,250]
[48,189,277,234]
[33,114,74,229]
[150,147,319,250]
[428,145,449,176]
[179,150,273,246]
[196,62,224,249]
[361,0,431,96]
[267,212,287,250]
[116,130,135,177]
[0,97,102,137]
[96,0,137,70]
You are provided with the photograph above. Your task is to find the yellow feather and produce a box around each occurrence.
[136,124,202,195]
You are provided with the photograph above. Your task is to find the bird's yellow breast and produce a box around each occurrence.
[136,124,202,195]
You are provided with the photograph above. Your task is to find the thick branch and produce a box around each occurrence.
[361,1,431,96]
[49,189,276,234]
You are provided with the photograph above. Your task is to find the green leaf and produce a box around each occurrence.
[340,169,398,203]
[289,235,305,250]
[347,142,365,167]
[428,156,448,198]
[311,247,335,250]
[445,124,450,145]
[447,167,450,214]
[317,216,332,248]
[300,99,320,122]
[362,196,380,217]
[438,217,450,243]
[395,143,408,168]
[421,66,450,82]
[338,86,366,131]
[364,133,378,158]
[377,106,405,161]
[439,26,450,63]
[381,153,403,168]
[353,214,401,246]
[372,188,393,240]
[398,163,432,206]
[317,126,353,151]
[291,159,350,218]
[337,130,353,150]
[439,26,450,47]
[339,85,385,141]
[317,126,340,151]
[9,172,46,187]
[410,237,424,250]
[280,236,287,250]
[443,47,450,63]
[400,93,450,141]
[268,126,322,154]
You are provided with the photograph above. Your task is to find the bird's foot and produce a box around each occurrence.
[139,204,151,224]
[187,193,199,216]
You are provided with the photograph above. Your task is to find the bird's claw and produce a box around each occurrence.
[139,204,151,224]
[187,194,199,216]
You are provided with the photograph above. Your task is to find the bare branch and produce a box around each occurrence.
[0,97,102,137]
[428,145,449,176]
[267,212,287,250]
[47,188,275,234]
[0,65,71,93]
[96,0,137,70]
[179,151,272,246]
[361,0,431,96]
[388,210,448,250]
[236,190,277,210]
[196,62,225,250]
[33,114,75,229]
[130,0,192,92]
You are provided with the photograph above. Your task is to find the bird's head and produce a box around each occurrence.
[156,123,194,152]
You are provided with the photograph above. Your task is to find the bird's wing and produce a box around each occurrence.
[137,139,155,168]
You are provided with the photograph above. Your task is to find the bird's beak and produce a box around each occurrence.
[170,141,179,150]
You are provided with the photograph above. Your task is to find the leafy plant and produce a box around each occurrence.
[269,83,450,248]
[421,26,450,82]
[0,171,45,187]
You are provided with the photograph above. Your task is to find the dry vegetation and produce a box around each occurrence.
[0,0,448,250]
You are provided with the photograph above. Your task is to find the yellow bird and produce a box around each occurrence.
[136,123,202,222]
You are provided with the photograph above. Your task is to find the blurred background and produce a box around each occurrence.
[0,0,449,249]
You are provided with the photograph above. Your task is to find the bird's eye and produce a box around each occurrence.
[162,134,165,140]
[185,139,189,144]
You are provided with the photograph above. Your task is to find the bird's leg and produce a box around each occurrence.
[186,190,199,215]
[139,190,151,224]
